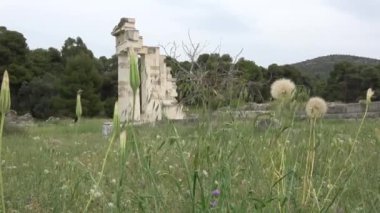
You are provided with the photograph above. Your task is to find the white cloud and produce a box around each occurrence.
[0,0,379,67]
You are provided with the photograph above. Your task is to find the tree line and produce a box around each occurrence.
[166,53,380,109]
[1,26,379,118]
[0,27,117,119]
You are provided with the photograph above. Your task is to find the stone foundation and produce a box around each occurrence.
[222,101,380,119]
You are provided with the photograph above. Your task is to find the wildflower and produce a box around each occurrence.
[202,170,209,177]
[366,88,374,104]
[0,70,11,114]
[61,184,68,190]
[211,189,221,196]
[90,186,102,198]
[327,183,334,190]
[210,200,218,208]
[270,78,296,100]
[94,191,102,198]
[305,97,327,119]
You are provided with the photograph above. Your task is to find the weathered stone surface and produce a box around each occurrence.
[6,112,34,127]
[102,121,113,138]
[255,117,281,130]
[46,116,60,123]
[242,102,270,111]
[240,101,380,120]
[112,18,185,123]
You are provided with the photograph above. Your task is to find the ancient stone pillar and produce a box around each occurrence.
[112,18,142,122]
[112,17,185,123]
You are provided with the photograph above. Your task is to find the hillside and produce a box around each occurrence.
[289,55,380,79]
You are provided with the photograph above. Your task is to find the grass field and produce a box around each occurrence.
[1,114,380,212]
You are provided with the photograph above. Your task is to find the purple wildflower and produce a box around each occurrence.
[211,189,220,197]
[210,200,218,208]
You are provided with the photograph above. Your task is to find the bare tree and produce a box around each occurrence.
[161,34,247,108]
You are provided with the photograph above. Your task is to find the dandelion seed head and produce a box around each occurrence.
[366,88,374,103]
[270,78,296,100]
[305,97,327,119]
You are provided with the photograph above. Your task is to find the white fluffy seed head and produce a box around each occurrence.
[270,78,296,100]
[305,97,328,119]
[366,88,374,103]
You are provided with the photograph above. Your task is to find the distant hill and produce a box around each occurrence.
[289,55,380,79]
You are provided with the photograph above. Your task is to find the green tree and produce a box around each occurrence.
[15,48,64,116]
[61,37,94,60]
[324,62,360,102]
[235,58,265,102]
[0,26,28,67]
[98,55,118,117]
[360,65,380,101]
[17,73,59,118]
[58,53,102,117]
[0,27,30,112]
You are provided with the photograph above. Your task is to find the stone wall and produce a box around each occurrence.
[226,101,380,119]
[322,101,380,119]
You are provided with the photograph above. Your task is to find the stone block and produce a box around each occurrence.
[327,103,346,114]
[126,30,140,41]
[102,122,113,138]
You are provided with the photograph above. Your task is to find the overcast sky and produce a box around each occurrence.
[1,0,379,67]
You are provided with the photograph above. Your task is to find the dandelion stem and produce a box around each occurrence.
[307,117,317,203]
[302,117,315,205]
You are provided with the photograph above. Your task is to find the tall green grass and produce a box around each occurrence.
[0,116,379,212]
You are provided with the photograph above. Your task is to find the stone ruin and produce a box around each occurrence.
[112,18,185,122]
[219,101,380,120]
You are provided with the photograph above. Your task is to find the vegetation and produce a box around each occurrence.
[167,54,380,108]
[291,54,380,79]
[0,25,379,212]
[1,26,380,119]
[0,27,117,119]
[0,116,378,212]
